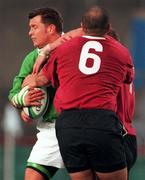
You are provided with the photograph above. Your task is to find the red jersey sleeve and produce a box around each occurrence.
[124,53,135,84]
[42,50,59,87]
[116,83,136,135]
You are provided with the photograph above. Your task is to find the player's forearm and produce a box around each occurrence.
[33,28,83,73]
[39,28,83,58]
[11,94,23,108]
[10,86,30,108]
[36,72,49,87]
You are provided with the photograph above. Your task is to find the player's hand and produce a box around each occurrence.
[24,88,44,106]
[32,39,63,74]
[32,55,47,74]
[22,74,37,88]
[21,110,32,124]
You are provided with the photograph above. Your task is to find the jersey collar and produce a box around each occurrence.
[82,35,106,40]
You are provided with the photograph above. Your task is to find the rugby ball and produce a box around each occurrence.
[23,86,49,120]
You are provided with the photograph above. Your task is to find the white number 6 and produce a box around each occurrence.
[79,41,103,75]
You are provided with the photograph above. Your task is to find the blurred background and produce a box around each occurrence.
[0,0,145,179]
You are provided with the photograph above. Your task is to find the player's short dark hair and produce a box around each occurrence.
[28,7,63,34]
[81,6,110,36]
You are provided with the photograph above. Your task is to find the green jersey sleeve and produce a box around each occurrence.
[8,48,58,122]
[8,49,38,101]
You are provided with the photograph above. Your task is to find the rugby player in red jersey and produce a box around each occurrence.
[32,27,137,174]
[23,6,134,180]
[117,83,137,171]
[107,29,137,172]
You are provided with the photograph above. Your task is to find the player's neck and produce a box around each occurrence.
[83,28,106,37]
[85,32,105,38]
[48,33,61,44]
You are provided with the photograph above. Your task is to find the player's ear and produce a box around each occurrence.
[47,24,56,34]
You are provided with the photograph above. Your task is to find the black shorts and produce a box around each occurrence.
[124,134,137,171]
[55,109,126,173]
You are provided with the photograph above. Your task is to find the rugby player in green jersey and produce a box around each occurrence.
[9,8,64,180]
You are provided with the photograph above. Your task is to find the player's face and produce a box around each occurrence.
[28,15,51,48]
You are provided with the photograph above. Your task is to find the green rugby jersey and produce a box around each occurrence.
[8,48,58,122]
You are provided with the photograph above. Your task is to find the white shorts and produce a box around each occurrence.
[27,120,64,168]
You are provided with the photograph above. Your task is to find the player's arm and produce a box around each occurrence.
[41,27,83,56]
[22,71,49,88]
[9,50,43,108]
[9,52,34,108]
[33,28,83,73]
[123,49,135,84]
[9,50,45,123]
[124,64,135,84]
[22,49,58,88]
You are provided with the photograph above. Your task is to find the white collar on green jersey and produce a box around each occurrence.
[37,48,44,55]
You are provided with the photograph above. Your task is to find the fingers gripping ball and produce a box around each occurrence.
[23,87,49,119]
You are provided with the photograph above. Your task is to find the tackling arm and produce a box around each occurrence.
[22,71,49,88]
[33,28,83,73]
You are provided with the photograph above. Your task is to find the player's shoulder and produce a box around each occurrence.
[106,35,130,55]
[22,48,38,64]
[58,37,85,52]
[25,48,38,59]
[65,36,82,45]
[51,37,82,55]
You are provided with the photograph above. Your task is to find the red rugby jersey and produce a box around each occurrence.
[42,35,134,113]
[117,83,136,135]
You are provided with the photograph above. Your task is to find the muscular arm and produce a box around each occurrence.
[8,50,38,107]
[33,28,83,73]
[43,28,83,54]
[9,49,44,108]
[8,49,43,123]
[22,70,49,88]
